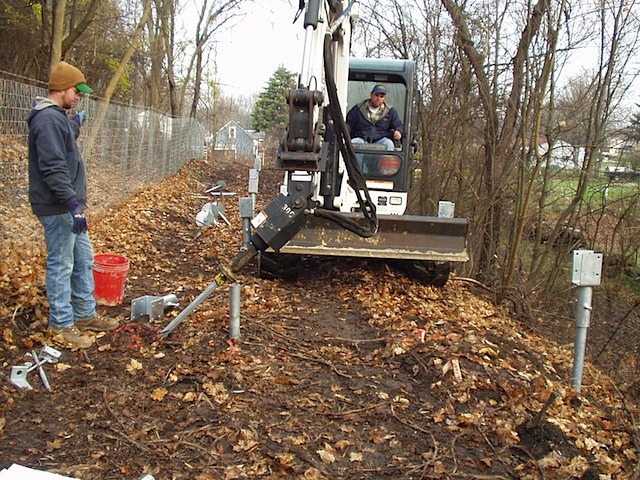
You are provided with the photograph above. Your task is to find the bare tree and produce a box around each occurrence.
[532,0,640,297]
[47,0,103,69]
[49,0,67,70]
[86,0,153,153]
[147,0,180,116]
[61,0,103,57]
[438,0,554,287]
[358,0,639,298]
[145,0,167,113]
[179,0,245,118]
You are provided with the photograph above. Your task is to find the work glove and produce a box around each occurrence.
[71,110,86,127]
[65,199,87,234]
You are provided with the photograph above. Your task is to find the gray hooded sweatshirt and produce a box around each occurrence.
[27,97,86,216]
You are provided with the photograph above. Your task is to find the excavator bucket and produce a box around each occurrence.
[277,213,469,262]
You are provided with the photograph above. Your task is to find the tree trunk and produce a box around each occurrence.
[49,0,66,68]
[85,0,152,154]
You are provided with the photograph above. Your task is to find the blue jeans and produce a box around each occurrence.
[39,213,96,329]
[351,136,395,151]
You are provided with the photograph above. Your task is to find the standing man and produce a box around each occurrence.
[346,84,403,151]
[28,61,118,349]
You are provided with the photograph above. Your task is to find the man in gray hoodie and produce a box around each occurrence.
[28,61,118,349]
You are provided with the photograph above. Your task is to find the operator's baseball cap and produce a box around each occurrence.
[371,84,387,95]
[48,61,94,94]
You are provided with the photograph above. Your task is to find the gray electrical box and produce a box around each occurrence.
[238,197,254,218]
[248,169,259,194]
[572,250,603,286]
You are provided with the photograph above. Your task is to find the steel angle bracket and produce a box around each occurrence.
[9,345,62,390]
[40,345,62,363]
[131,294,179,321]
[10,365,33,389]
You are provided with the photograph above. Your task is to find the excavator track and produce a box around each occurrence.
[390,259,452,287]
[257,251,303,280]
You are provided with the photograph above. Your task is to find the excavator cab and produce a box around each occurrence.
[258,57,469,285]
[339,58,415,216]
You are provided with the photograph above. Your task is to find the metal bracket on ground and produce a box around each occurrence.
[195,202,231,227]
[131,294,179,321]
[10,365,33,389]
[9,345,61,390]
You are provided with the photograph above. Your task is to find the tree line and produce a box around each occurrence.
[0,0,249,134]
[354,0,640,305]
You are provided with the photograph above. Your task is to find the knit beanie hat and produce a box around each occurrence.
[48,61,94,94]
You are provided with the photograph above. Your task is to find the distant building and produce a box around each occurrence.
[601,134,634,160]
[538,139,583,170]
[213,121,264,159]
[135,111,172,135]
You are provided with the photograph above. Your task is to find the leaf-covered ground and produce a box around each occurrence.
[1,148,639,479]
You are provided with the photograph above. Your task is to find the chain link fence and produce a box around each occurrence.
[0,72,207,214]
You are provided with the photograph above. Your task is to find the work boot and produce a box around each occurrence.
[75,316,119,332]
[49,325,94,349]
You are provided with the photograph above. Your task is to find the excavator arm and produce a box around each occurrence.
[227,0,377,268]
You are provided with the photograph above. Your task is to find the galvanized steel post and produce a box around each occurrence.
[570,250,603,393]
[238,197,254,250]
[571,286,593,393]
[229,283,241,340]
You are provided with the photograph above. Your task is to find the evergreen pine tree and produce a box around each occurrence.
[251,66,297,131]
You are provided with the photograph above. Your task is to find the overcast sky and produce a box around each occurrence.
[209,2,305,97]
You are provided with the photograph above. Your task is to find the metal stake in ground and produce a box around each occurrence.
[229,283,241,340]
[159,272,226,337]
[239,197,254,250]
[31,349,50,390]
[570,250,603,393]
[159,245,258,338]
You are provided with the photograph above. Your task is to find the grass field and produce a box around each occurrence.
[545,170,639,203]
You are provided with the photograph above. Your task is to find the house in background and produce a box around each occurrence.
[538,138,584,170]
[600,134,636,161]
[212,121,264,159]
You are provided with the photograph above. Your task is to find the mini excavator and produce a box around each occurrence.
[160,0,468,336]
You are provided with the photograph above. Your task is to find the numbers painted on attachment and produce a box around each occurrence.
[281,203,295,218]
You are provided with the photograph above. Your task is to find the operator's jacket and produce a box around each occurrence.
[27,98,87,217]
[346,101,404,143]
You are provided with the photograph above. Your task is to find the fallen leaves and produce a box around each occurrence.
[316,444,337,464]
[349,451,363,462]
[126,358,143,373]
[232,428,259,453]
[0,155,638,479]
[202,381,229,404]
[150,388,167,401]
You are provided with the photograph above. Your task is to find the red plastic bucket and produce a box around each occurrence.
[93,254,130,305]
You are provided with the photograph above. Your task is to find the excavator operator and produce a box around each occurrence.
[346,84,403,151]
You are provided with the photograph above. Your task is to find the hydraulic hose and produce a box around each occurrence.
[315,33,378,238]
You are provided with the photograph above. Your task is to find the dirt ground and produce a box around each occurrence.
[1,154,639,479]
